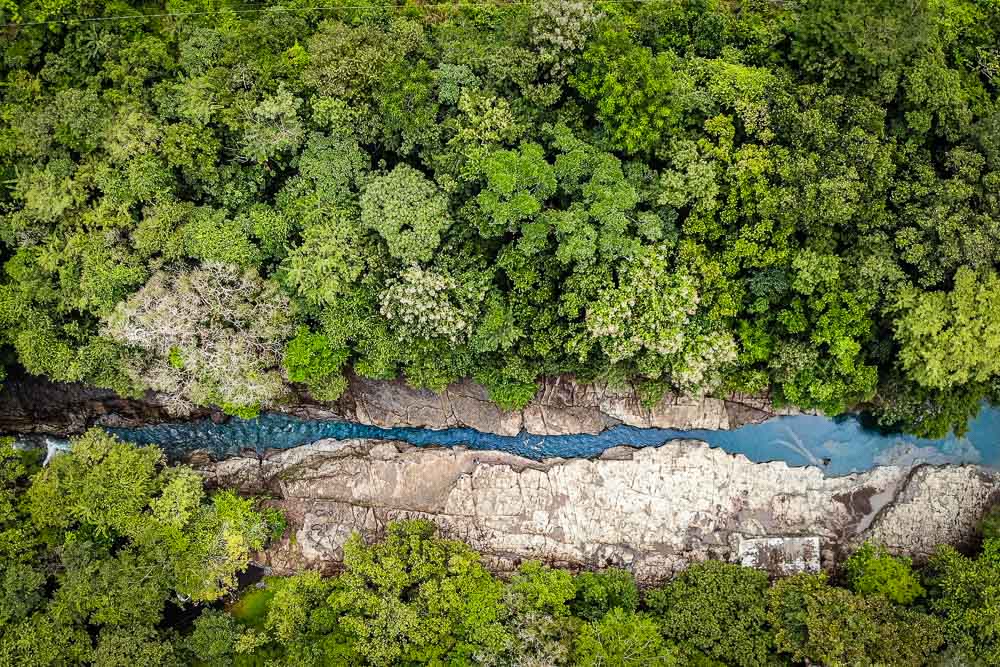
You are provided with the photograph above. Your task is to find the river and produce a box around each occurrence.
[102,405,1000,477]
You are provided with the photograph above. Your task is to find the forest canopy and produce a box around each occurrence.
[2,0,1000,435]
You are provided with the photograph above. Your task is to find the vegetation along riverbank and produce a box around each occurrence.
[2,0,1000,435]
[2,432,1000,666]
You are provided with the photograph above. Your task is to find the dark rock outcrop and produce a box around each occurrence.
[0,374,221,434]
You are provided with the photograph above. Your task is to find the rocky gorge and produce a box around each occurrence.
[2,371,997,581]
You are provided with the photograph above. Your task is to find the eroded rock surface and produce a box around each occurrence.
[343,375,798,435]
[0,372,800,437]
[0,375,222,434]
[197,438,998,582]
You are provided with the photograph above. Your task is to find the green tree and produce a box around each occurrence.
[329,520,511,665]
[572,23,687,154]
[844,542,925,605]
[281,210,373,308]
[571,568,640,622]
[0,431,276,666]
[360,164,451,263]
[768,572,943,667]
[586,245,737,394]
[283,327,350,402]
[646,561,773,667]
[573,608,680,667]
[894,267,1000,390]
[926,539,1000,665]
[504,560,577,666]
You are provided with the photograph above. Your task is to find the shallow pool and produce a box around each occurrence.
[105,404,1000,477]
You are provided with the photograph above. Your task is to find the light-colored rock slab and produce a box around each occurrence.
[864,465,1000,557]
[738,537,821,575]
[198,439,998,581]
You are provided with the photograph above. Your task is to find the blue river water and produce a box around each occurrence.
[104,405,1000,477]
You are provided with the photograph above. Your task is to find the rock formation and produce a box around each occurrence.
[197,438,999,582]
[321,376,811,434]
[0,372,803,436]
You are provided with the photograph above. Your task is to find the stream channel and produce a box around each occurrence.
[97,405,1000,477]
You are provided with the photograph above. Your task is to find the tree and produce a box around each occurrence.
[1,431,276,666]
[281,210,373,308]
[573,608,680,667]
[0,612,94,666]
[503,560,577,666]
[571,568,640,622]
[646,561,773,667]
[181,207,262,268]
[926,539,1000,665]
[472,142,556,237]
[0,439,44,628]
[283,327,350,401]
[329,520,511,665]
[187,610,247,666]
[586,245,737,395]
[571,23,687,154]
[102,264,293,417]
[379,265,484,344]
[768,572,943,667]
[360,164,451,263]
[790,0,934,83]
[93,627,179,667]
[894,267,1000,390]
[27,430,272,602]
[238,87,306,164]
[981,505,1000,542]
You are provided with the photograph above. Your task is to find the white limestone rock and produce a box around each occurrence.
[207,438,998,581]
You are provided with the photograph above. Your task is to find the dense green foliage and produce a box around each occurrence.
[185,522,994,667]
[1,0,999,432]
[2,428,999,667]
[0,431,278,665]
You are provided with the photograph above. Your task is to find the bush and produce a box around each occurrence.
[844,542,924,604]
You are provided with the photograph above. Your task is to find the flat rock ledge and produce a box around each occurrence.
[198,438,999,582]
[0,373,806,437]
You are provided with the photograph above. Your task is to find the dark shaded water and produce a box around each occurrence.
[102,405,1000,477]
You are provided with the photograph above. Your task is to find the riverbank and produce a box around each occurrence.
[0,372,804,437]
[196,438,1000,583]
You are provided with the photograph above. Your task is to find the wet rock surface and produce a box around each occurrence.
[196,438,998,582]
[0,372,797,436]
